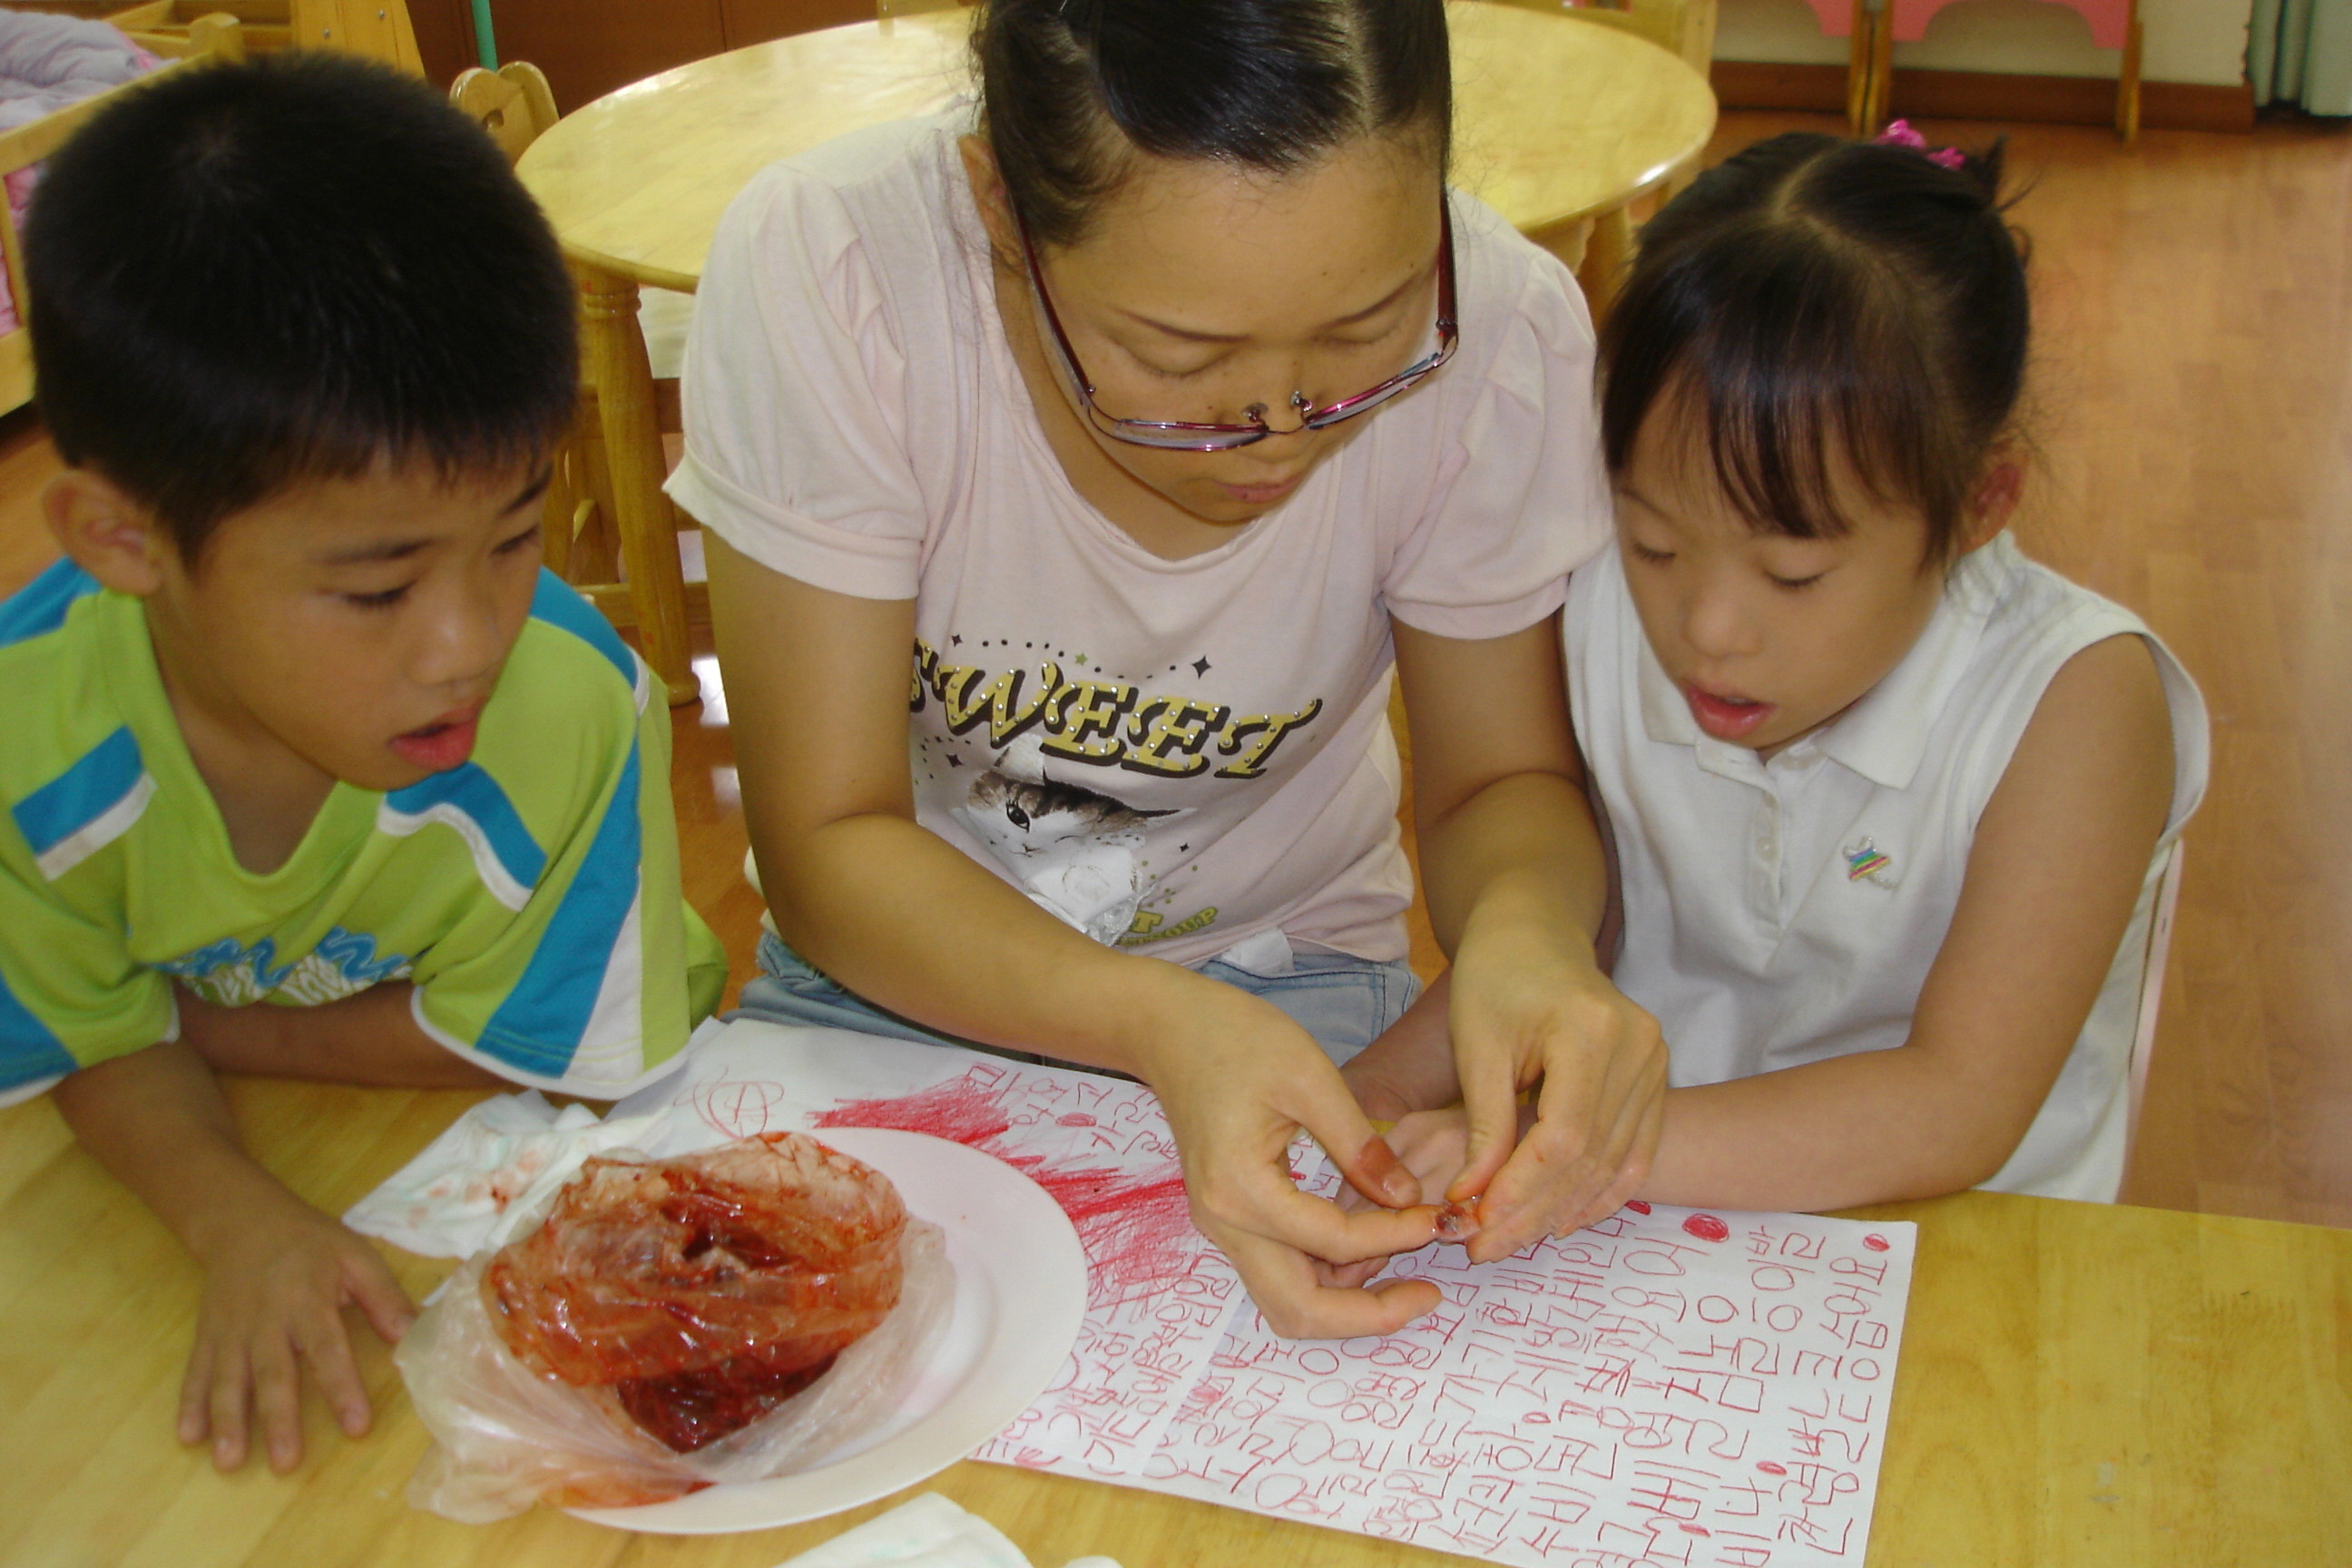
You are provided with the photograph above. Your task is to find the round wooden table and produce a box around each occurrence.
[515,2,1717,703]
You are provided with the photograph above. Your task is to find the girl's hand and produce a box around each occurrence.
[180,1197,416,1473]
[1446,925,1668,1264]
[1141,980,1450,1338]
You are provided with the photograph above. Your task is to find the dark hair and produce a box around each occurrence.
[26,53,576,563]
[974,0,1452,249]
[1598,132,2029,559]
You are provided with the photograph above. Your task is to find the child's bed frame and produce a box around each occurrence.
[0,0,418,416]
[0,9,246,414]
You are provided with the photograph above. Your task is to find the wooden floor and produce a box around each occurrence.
[1,110,2344,1230]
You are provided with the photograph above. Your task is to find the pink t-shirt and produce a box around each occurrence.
[669,116,1610,966]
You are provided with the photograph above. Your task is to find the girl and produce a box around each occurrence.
[1344,129,2209,1213]
[671,0,1667,1337]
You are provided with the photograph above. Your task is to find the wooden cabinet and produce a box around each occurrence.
[465,0,872,110]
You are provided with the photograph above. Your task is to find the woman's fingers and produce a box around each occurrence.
[1284,1068,1424,1213]
[1217,1226,1442,1339]
[1452,978,1666,1261]
[1451,1044,1524,1205]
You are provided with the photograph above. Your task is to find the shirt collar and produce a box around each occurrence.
[1632,532,2018,790]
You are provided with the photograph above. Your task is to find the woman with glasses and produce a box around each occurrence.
[672,0,1665,1337]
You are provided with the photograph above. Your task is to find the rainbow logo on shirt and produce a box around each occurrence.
[1843,838,1896,887]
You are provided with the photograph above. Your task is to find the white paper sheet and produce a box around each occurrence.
[349,1021,1916,1563]
[1133,1161,1916,1564]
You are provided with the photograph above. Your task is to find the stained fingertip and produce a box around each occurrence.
[1350,1134,1422,1208]
[1434,1199,1482,1243]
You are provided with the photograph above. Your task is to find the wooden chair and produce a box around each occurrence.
[448,56,556,162]
[1804,0,2142,142]
[450,62,705,700]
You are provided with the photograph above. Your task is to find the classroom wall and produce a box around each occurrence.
[1711,0,2255,84]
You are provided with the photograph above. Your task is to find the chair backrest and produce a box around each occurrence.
[448,60,558,166]
[2122,839,2186,1176]
[0,24,240,360]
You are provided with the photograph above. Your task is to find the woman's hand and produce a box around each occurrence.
[1140,978,1449,1338]
[179,1194,416,1472]
[1392,615,1667,1266]
[1441,916,1666,1261]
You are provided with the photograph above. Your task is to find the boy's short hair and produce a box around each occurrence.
[25,53,577,562]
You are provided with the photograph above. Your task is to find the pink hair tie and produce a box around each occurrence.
[1876,119,1966,170]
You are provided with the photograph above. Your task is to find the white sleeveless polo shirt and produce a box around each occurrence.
[1564,533,2210,1201]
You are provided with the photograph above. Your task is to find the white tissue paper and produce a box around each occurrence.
[776,1492,1120,1568]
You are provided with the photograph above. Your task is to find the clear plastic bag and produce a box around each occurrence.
[397,1132,953,1522]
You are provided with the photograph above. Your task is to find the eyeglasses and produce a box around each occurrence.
[1020,202,1459,453]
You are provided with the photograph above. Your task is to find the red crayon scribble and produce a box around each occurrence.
[1863,1233,1891,1252]
[1679,1524,1710,1536]
[1010,1160,1195,1308]
[816,1071,1197,1308]
[1056,1112,1098,1128]
[817,1074,1014,1147]
[1625,1200,1652,1215]
[1756,1461,1788,1475]
[1682,1213,1730,1242]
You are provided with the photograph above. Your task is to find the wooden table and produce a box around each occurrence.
[513,0,1718,706]
[4,1075,2346,1566]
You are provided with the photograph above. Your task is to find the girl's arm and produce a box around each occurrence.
[1642,633,2176,1209]
[707,536,1443,1337]
[1393,614,1668,1262]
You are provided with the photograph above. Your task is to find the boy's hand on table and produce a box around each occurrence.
[1136,977,1446,1338]
[1446,929,1667,1264]
[181,1193,416,1473]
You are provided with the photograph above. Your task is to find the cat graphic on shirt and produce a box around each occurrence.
[952,748,1179,945]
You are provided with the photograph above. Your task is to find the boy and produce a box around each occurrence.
[0,56,727,1474]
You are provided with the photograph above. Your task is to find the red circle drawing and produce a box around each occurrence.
[702,1080,783,1135]
[1756,1461,1788,1475]
[1863,1233,1891,1252]
[1625,1200,1652,1214]
[1681,1213,1730,1242]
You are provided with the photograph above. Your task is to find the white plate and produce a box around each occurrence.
[566,1126,1088,1534]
